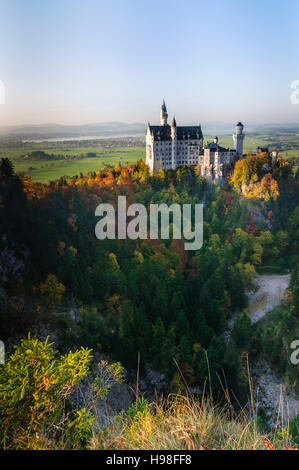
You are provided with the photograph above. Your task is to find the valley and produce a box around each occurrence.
[0,127,298,183]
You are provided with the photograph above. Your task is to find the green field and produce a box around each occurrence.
[1,131,298,183]
[27,153,143,182]
[0,144,144,182]
[205,134,270,151]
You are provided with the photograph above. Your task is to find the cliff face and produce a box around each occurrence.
[239,197,272,231]
[248,272,299,416]
[251,357,299,426]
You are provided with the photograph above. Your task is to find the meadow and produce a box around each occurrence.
[0,143,144,182]
[0,132,298,182]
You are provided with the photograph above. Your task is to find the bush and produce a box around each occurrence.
[0,334,92,449]
[289,415,299,448]
[40,274,66,305]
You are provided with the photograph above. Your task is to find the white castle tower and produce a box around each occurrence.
[160,99,168,126]
[233,122,245,157]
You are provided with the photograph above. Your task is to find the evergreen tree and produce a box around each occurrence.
[232,312,252,351]
[152,317,166,369]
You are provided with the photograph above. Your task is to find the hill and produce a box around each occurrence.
[0,155,298,450]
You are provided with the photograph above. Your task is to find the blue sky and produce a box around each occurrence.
[0,0,299,126]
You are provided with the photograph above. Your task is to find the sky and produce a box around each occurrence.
[0,0,299,126]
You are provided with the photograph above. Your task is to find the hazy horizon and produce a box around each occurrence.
[1,0,299,127]
[1,120,299,131]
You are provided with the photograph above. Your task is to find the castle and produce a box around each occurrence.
[146,101,245,179]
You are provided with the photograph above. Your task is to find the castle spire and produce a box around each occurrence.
[172,115,176,127]
[160,99,168,126]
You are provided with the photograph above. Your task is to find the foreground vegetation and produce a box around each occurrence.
[1,335,297,450]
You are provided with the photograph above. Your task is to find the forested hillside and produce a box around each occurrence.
[0,155,298,449]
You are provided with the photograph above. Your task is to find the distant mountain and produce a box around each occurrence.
[0,121,298,141]
[203,122,299,135]
[0,122,147,140]
[249,123,299,135]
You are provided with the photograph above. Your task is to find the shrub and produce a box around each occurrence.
[0,334,92,449]
[40,274,66,304]
[289,415,299,448]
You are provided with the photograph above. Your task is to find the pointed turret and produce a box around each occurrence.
[171,114,177,170]
[160,100,168,126]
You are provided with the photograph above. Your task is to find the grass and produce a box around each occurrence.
[93,394,270,450]
[0,145,144,182]
[281,149,299,159]
[27,151,143,183]
[205,134,271,152]
[1,132,298,182]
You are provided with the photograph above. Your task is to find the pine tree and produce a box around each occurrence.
[118,300,135,366]
[152,317,166,369]
[231,312,252,351]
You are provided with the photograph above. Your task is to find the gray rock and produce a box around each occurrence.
[145,366,167,389]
